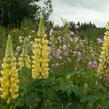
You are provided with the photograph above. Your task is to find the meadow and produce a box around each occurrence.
[0,17,109,109]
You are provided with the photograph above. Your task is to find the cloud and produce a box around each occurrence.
[54,0,109,11]
[50,0,109,27]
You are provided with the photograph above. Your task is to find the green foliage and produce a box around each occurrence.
[0,0,53,27]
[8,69,107,109]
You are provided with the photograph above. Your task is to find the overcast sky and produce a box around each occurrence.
[50,0,109,27]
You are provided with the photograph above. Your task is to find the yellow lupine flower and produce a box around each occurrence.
[97,22,109,86]
[18,38,31,69]
[32,17,49,79]
[0,35,19,104]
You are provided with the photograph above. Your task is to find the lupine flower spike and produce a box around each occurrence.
[32,17,49,79]
[18,38,31,69]
[97,22,109,86]
[0,35,19,104]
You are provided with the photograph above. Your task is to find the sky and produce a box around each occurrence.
[49,0,109,27]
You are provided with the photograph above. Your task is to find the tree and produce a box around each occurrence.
[0,0,52,27]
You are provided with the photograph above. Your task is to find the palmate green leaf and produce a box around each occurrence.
[61,81,82,96]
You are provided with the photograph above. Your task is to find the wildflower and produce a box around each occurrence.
[0,35,19,104]
[49,29,53,35]
[30,41,35,46]
[18,38,31,69]
[52,63,59,68]
[56,55,63,60]
[97,38,103,44]
[56,48,62,55]
[64,52,68,56]
[97,23,109,86]
[77,51,81,56]
[19,36,23,40]
[73,51,77,55]
[28,35,32,39]
[97,38,104,44]
[63,45,67,50]
[69,32,74,35]
[75,25,79,29]
[70,38,73,42]
[32,30,35,33]
[32,17,49,79]
[19,40,23,43]
[88,61,93,69]
[16,46,21,52]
